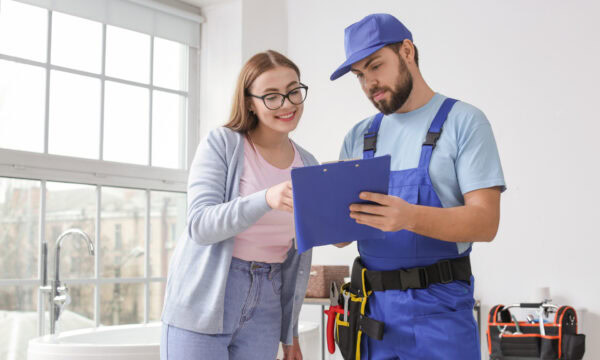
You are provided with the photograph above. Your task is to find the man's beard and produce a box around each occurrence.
[369,59,413,115]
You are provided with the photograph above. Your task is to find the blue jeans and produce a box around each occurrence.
[161,257,283,360]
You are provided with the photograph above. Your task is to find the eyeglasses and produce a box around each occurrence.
[247,84,308,110]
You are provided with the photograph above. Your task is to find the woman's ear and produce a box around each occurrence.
[246,99,255,115]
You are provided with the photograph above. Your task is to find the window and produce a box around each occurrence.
[114,224,122,250]
[0,3,192,167]
[0,0,200,354]
[0,178,39,281]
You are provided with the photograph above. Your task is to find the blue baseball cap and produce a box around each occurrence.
[330,14,413,81]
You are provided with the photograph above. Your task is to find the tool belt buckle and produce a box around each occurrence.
[417,267,429,288]
[436,260,453,284]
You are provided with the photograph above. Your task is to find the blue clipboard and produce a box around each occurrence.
[291,155,391,253]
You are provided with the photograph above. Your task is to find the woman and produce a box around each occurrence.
[160,50,317,360]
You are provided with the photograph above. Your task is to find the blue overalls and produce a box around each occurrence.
[359,98,480,359]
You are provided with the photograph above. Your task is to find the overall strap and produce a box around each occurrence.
[363,113,384,159]
[418,98,458,169]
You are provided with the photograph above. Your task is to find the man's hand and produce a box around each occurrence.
[349,187,502,243]
[349,192,412,232]
[280,337,302,360]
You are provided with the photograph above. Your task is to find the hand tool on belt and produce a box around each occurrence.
[332,273,385,360]
[342,291,350,322]
[324,281,347,354]
[324,282,345,354]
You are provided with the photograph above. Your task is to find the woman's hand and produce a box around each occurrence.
[280,337,302,360]
[266,180,294,212]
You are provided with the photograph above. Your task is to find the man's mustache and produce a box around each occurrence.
[369,86,390,98]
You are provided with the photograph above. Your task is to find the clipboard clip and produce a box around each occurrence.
[321,158,361,165]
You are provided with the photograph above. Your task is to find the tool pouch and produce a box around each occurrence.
[487,304,586,360]
[334,282,384,360]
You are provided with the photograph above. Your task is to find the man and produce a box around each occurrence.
[331,14,505,359]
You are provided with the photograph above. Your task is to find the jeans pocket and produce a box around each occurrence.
[271,270,282,295]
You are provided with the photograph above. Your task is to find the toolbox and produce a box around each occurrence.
[487,302,585,359]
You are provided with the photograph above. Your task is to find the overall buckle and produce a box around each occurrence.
[363,132,377,152]
[423,131,442,149]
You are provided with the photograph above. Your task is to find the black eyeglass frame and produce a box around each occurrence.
[246,83,309,110]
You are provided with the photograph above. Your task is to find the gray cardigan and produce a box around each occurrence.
[161,126,318,344]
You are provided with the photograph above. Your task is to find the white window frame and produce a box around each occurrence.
[0,6,200,335]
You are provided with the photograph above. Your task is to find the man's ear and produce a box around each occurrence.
[401,40,416,65]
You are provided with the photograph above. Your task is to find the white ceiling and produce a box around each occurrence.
[177,0,232,8]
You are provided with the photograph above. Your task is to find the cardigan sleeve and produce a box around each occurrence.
[186,129,271,246]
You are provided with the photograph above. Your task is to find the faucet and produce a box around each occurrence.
[40,229,95,335]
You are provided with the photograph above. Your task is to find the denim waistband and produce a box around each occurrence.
[230,256,282,275]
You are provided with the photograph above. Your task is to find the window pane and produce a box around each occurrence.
[105,26,150,84]
[48,70,100,159]
[0,0,47,62]
[0,60,46,152]
[100,283,144,325]
[51,12,102,73]
[101,187,146,278]
[45,182,96,280]
[153,37,188,91]
[61,283,95,330]
[149,191,186,278]
[0,286,37,311]
[152,91,186,169]
[0,178,40,280]
[0,285,38,360]
[148,281,165,321]
[104,81,149,165]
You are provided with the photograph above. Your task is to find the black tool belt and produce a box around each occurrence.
[334,256,472,360]
[334,282,384,360]
[350,255,473,294]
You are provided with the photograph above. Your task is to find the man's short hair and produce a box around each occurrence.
[387,41,419,67]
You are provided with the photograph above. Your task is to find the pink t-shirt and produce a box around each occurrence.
[232,137,304,263]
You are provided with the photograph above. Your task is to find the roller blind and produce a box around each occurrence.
[10,0,203,48]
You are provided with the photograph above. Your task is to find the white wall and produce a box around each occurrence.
[198,0,287,138]
[242,0,287,60]
[198,0,600,358]
[198,0,242,137]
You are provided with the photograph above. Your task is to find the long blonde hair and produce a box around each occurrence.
[224,50,301,133]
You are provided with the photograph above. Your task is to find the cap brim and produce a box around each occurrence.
[330,43,388,81]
